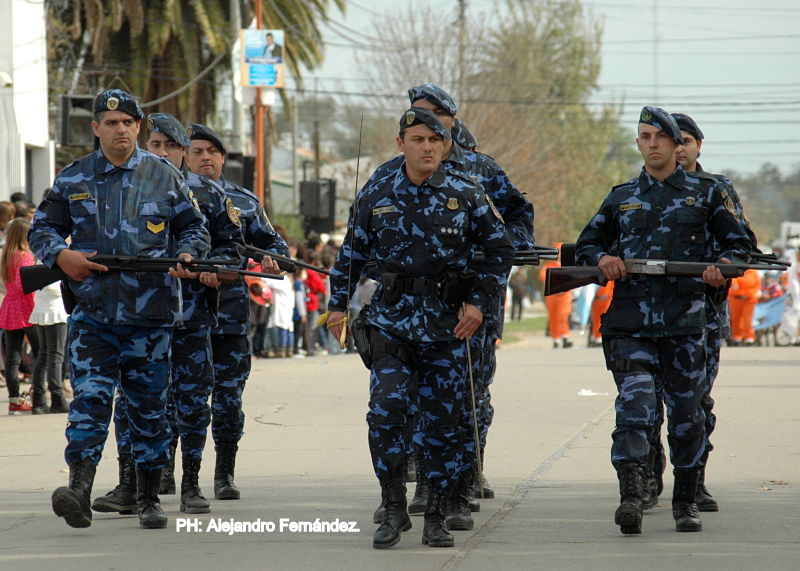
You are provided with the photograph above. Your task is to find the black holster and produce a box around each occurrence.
[351,311,373,369]
[439,270,476,307]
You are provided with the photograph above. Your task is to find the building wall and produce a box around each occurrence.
[0,0,53,204]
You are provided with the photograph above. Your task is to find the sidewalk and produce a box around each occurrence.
[0,342,797,570]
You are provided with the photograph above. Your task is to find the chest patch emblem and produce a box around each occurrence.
[686,197,696,206]
[447,198,459,211]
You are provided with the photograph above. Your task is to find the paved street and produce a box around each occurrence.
[1,337,798,570]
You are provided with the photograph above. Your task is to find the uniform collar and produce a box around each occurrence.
[95,145,143,174]
[445,142,469,169]
[395,162,447,190]
[638,163,686,192]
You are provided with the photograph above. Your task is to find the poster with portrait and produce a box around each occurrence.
[240,29,285,88]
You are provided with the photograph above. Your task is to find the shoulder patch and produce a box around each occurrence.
[226,197,242,226]
[724,197,739,220]
[187,189,201,212]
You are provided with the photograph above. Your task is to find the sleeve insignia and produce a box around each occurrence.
[724,197,739,220]
[485,194,504,223]
[226,198,242,227]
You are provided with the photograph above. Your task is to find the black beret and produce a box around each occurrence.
[147,113,191,147]
[452,118,478,151]
[639,106,684,145]
[187,123,227,155]
[408,83,458,116]
[671,113,704,140]
[94,89,144,120]
[398,108,451,140]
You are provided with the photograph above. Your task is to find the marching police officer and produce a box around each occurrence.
[185,124,288,500]
[91,113,245,516]
[327,108,513,549]
[574,107,751,535]
[30,89,210,529]
[644,112,758,512]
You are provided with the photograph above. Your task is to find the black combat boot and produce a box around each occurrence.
[372,485,387,524]
[421,491,454,547]
[695,465,719,512]
[137,468,167,529]
[641,448,659,510]
[372,479,411,549]
[444,471,474,531]
[475,446,495,499]
[408,453,429,515]
[52,457,96,528]
[214,442,241,500]
[672,468,702,532]
[614,463,644,535]
[91,453,137,515]
[180,455,211,514]
[159,441,177,495]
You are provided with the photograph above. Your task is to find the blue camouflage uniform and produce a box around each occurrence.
[29,145,210,470]
[211,174,288,444]
[575,163,751,471]
[328,143,513,493]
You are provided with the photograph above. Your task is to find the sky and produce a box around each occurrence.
[296,0,800,178]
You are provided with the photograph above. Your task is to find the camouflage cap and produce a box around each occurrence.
[399,108,451,140]
[671,112,704,140]
[639,106,684,145]
[408,83,458,116]
[186,123,227,155]
[147,113,191,147]
[94,89,144,119]
[452,118,478,151]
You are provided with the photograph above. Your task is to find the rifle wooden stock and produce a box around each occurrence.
[20,255,281,294]
[545,259,787,296]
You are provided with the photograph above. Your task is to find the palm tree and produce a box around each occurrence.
[46,0,345,120]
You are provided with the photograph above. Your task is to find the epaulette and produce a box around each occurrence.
[446,167,481,187]
[610,176,638,192]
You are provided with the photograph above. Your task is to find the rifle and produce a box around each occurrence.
[239,244,331,276]
[362,244,560,272]
[545,259,788,297]
[21,255,283,295]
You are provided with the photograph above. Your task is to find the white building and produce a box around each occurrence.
[0,0,54,203]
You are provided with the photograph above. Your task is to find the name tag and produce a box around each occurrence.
[372,206,396,216]
[620,203,642,211]
[69,192,90,201]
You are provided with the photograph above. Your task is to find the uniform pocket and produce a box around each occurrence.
[139,204,170,246]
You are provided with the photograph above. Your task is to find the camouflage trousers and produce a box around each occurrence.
[369,329,469,494]
[65,315,172,469]
[170,326,214,458]
[602,334,707,470]
[210,333,251,444]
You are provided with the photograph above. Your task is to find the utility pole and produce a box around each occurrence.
[254,0,265,203]
[230,0,242,153]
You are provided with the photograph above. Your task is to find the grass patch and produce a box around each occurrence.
[502,316,547,334]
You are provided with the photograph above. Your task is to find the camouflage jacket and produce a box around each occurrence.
[212,175,289,335]
[575,165,752,337]
[178,170,245,329]
[328,163,513,343]
[29,146,210,327]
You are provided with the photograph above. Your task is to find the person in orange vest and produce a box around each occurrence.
[589,280,614,347]
[729,269,761,344]
[540,244,573,348]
